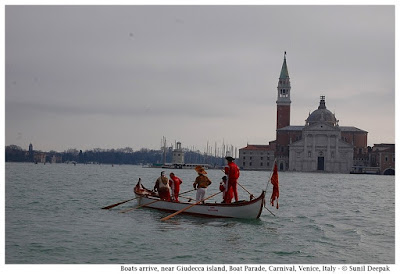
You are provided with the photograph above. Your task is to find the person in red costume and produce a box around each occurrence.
[219,175,233,203]
[224,156,240,203]
[169,172,183,202]
[153,171,171,201]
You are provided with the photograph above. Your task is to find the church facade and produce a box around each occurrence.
[286,96,356,173]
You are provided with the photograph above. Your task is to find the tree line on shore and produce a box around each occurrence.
[5,145,224,166]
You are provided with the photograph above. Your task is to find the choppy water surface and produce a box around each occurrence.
[5,163,395,264]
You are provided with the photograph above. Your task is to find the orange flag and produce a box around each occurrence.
[270,162,279,209]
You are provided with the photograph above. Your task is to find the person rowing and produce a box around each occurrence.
[169,172,183,202]
[153,171,171,201]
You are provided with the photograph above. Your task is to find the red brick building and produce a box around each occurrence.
[370,144,395,175]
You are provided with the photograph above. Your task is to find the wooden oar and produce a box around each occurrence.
[160,191,222,221]
[101,197,140,210]
[178,195,194,202]
[264,204,276,217]
[219,169,254,200]
[177,188,196,196]
[238,182,255,200]
[119,199,161,213]
[170,188,197,201]
[102,178,146,210]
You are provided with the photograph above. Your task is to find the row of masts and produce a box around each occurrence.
[160,136,238,165]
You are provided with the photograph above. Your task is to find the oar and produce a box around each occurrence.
[101,197,140,210]
[170,188,197,201]
[160,191,222,221]
[177,188,196,196]
[119,199,161,213]
[178,195,194,202]
[219,169,254,200]
[265,207,276,217]
[102,178,149,209]
[238,182,255,200]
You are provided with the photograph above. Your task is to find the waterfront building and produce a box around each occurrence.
[287,96,355,173]
[238,53,384,174]
[172,142,184,165]
[369,144,395,175]
[238,144,275,170]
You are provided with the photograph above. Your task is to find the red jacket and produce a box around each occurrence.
[224,162,240,182]
[169,175,182,192]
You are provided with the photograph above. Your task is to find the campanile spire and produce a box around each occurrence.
[276,52,291,130]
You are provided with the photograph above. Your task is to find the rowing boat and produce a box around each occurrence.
[134,184,266,219]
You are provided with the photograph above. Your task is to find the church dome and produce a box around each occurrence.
[306,96,338,127]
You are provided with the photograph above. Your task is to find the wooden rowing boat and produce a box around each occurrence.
[134,184,266,219]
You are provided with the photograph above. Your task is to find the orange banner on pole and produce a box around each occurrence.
[270,162,279,209]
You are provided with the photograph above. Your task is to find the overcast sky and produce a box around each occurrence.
[4,5,395,153]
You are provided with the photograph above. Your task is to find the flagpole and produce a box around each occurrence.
[264,158,278,217]
[265,158,277,192]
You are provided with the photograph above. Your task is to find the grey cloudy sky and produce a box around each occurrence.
[5,5,395,153]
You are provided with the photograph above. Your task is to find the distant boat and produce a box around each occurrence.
[161,163,211,169]
[142,163,211,169]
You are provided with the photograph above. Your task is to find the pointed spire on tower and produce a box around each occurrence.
[280,51,289,79]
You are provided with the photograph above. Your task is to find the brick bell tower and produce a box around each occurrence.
[276,51,291,131]
[275,52,291,171]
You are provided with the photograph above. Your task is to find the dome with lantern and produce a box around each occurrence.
[306,96,338,127]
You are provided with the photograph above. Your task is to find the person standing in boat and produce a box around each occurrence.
[169,172,183,202]
[219,175,233,203]
[224,156,240,203]
[193,166,212,203]
[153,171,171,201]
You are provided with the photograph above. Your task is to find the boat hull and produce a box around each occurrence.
[134,189,265,219]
